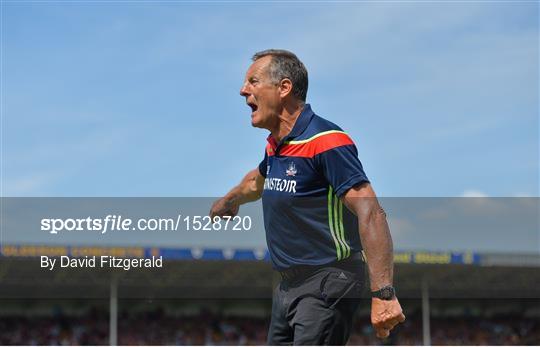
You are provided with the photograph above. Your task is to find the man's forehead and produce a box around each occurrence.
[246,56,271,77]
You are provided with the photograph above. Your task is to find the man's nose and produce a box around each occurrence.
[240,82,250,97]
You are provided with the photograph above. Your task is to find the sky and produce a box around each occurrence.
[2,1,538,198]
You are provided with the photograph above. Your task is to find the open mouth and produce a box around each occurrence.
[247,101,258,114]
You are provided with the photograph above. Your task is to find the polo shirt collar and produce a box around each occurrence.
[285,103,314,140]
[266,104,314,150]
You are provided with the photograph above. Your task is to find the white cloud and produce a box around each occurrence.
[3,172,62,196]
[461,190,489,198]
[387,216,414,235]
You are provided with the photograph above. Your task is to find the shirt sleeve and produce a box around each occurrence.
[258,151,268,178]
[317,143,369,197]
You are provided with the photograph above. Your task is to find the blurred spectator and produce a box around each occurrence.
[0,309,538,345]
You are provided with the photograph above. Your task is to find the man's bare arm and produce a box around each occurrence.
[342,182,405,339]
[210,168,264,218]
[342,182,393,290]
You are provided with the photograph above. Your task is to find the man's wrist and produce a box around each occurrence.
[371,285,396,300]
[223,193,239,205]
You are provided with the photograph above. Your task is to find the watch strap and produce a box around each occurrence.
[371,285,396,300]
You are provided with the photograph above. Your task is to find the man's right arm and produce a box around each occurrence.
[209,168,265,218]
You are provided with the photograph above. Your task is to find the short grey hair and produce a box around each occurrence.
[252,49,308,102]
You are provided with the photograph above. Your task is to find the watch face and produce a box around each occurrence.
[372,286,395,300]
[381,287,394,300]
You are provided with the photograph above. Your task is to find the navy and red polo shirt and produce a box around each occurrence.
[258,104,370,271]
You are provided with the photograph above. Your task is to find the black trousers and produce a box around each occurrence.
[267,257,365,345]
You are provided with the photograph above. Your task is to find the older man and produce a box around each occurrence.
[210,49,404,345]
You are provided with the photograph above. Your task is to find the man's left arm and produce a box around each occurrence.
[342,182,406,339]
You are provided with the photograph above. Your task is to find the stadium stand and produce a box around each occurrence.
[0,244,539,345]
[0,301,538,345]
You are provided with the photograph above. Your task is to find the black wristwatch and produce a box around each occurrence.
[371,285,396,300]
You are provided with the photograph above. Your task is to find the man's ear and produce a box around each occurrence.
[278,78,293,98]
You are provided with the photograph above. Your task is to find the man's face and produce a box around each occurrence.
[240,56,282,129]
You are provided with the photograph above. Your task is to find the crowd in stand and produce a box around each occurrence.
[0,308,538,345]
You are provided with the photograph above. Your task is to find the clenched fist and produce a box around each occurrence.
[371,297,406,339]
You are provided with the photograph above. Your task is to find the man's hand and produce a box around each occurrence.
[209,197,239,218]
[209,168,264,218]
[371,297,406,339]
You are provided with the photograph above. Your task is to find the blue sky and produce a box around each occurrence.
[2,1,538,197]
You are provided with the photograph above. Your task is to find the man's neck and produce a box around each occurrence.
[270,103,305,143]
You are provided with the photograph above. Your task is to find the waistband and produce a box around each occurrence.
[279,252,365,282]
